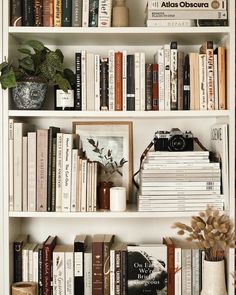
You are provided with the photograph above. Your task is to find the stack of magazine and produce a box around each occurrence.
[138,150,224,212]
[145,0,227,27]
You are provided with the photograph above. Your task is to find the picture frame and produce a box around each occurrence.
[73,121,133,201]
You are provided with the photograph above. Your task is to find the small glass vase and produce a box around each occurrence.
[201,260,227,295]
[98,181,113,210]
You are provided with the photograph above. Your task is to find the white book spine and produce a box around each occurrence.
[108,50,115,111]
[27,132,36,212]
[134,52,140,111]
[86,162,92,211]
[206,47,215,110]
[53,251,65,295]
[175,247,182,295]
[81,50,87,111]
[22,248,28,282]
[90,162,94,212]
[98,0,111,27]
[87,52,95,111]
[157,48,165,110]
[62,134,73,212]
[122,50,127,111]
[9,119,14,211]
[81,159,87,212]
[82,0,89,27]
[93,162,98,211]
[74,250,83,277]
[71,149,78,212]
[170,43,178,109]
[76,157,82,212]
[140,52,146,111]
[56,133,63,212]
[28,248,34,282]
[147,0,227,10]
[94,54,100,111]
[147,10,227,19]
[164,44,171,110]
[214,54,219,110]
[65,251,74,295]
[199,54,207,110]
[22,136,28,212]
[84,252,92,295]
[192,249,200,295]
[146,19,195,27]
[110,249,115,295]
[33,249,38,283]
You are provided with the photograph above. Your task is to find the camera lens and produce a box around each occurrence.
[168,135,186,151]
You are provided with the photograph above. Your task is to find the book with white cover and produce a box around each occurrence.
[199,54,207,110]
[139,194,223,200]
[147,0,227,10]
[22,136,28,211]
[140,52,146,111]
[182,249,192,295]
[147,151,209,157]
[108,50,115,111]
[9,118,14,211]
[81,158,88,212]
[192,249,200,295]
[94,54,100,111]
[71,149,78,212]
[65,245,74,295]
[28,243,37,282]
[139,190,220,196]
[98,0,111,27]
[22,243,31,282]
[87,52,95,111]
[27,132,36,212]
[53,245,65,295]
[56,133,63,212]
[175,247,182,295]
[134,52,140,111]
[210,123,228,208]
[33,244,41,283]
[147,10,227,20]
[138,204,223,212]
[146,19,195,27]
[82,0,89,27]
[154,48,165,110]
[84,247,92,294]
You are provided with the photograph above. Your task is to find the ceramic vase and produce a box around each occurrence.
[112,0,129,27]
[201,260,227,295]
[98,181,113,210]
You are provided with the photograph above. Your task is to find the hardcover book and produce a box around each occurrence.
[13,234,29,282]
[127,244,167,295]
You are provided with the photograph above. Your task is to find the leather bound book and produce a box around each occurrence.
[13,234,29,282]
[22,0,34,26]
[38,244,44,295]
[100,58,109,111]
[126,54,135,111]
[43,0,54,26]
[163,237,175,295]
[11,0,22,26]
[152,63,159,110]
[145,63,153,111]
[115,52,123,111]
[92,234,105,295]
[34,0,43,26]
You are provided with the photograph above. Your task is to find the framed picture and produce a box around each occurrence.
[73,121,133,201]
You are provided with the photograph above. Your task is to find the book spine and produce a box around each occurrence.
[182,249,192,295]
[206,44,215,110]
[167,243,175,295]
[94,54,101,111]
[9,119,14,211]
[103,241,112,295]
[51,138,57,211]
[140,52,146,111]
[81,50,87,110]
[98,0,111,27]
[170,41,178,110]
[22,136,28,211]
[43,240,57,295]
[145,63,153,110]
[38,246,43,295]
[147,10,227,20]
[134,52,140,111]
[100,58,109,111]
[199,54,207,110]
[65,251,74,295]
[157,48,165,110]
[27,132,37,211]
[14,241,24,282]
[55,133,63,212]
[126,54,135,111]
[164,44,171,110]
[62,134,72,212]
[114,250,121,295]
[122,50,127,111]
[121,251,127,295]
[28,248,34,282]
[174,247,182,295]
[43,0,54,26]
[93,162,98,211]
[62,0,72,26]
[74,242,84,294]
[72,0,82,26]
[217,47,226,110]
[192,249,200,295]
[71,149,78,211]
[76,157,82,211]
[110,250,115,295]
[75,52,82,110]
[54,0,62,26]
[11,0,22,26]
[148,0,226,10]
[87,52,95,111]
[86,162,92,211]
[84,252,92,294]
[34,0,43,26]
[183,54,190,110]
[22,247,29,281]
[115,52,123,111]
[92,242,104,295]
[22,0,34,26]
[89,0,99,27]
[81,159,87,212]
[33,248,39,283]
[177,51,184,110]
[146,19,195,27]
[108,50,115,111]
[82,0,89,27]
[54,251,65,295]
[152,63,159,110]
[214,54,219,110]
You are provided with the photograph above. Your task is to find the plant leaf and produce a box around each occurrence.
[87,138,95,146]
[0,62,9,71]
[25,40,44,52]
[107,149,111,157]
[18,48,32,55]
[55,49,64,63]
[63,68,76,86]
[46,52,64,72]
[55,73,71,92]
[0,68,17,89]
[19,56,35,72]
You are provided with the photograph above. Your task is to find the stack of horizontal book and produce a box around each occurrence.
[145,0,227,27]
[138,150,224,212]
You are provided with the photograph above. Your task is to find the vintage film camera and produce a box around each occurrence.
[154,128,194,151]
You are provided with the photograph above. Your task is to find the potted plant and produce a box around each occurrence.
[87,138,127,210]
[172,207,236,295]
[0,39,75,110]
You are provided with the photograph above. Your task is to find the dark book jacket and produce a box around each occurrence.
[13,234,29,282]
[127,244,167,295]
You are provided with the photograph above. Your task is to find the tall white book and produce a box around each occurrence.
[56,133,63,212]
[87,52,95,111]
[94,54,100,111]
[22,136,28,211]
[27,132,37,212]
[71,149,78,212]
[164,44,171,110]
[84,247,92,294]
[8,118,14,211]
[53,245,66,295]
[65,245,74,295]
[134,52,140,111]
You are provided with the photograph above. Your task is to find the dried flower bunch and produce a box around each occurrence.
[172,207,236,261]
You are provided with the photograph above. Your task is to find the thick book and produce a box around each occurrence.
[53,245,65,294]
[189,52,200,110]
[43,0,54,26]
[9,119,14,211]
[108,50,115,111]
[38,244,44,295]
[27,132,37,211]
[72,0,82,26]
[43,236,57,295]
[122,50,127,111]
[163,237,175,295]
[152,63,158,110]
[177,51,184,110]
[87,52,95,111]
[214,46,226,110]
[54,0,62,26]
[147,10,227,20]
[84,246,92,294]
[11,0,22,26]
[13,234,29,282]
[182,249,192,295]
[147,0,227,10]
[174,247,182,295]
[145,63,153,111]
[74,234,89,295]
[92,234,105,295]
[115,51,123,111]
[100,58,109,110]
[22,0,34,26]
[55,133,63,211]
[183,54,190,110]
[62,0,72,26]
[22,136,28,211]
[103,235,115,295]
[65,245,74,295]
[170,41,178,110]
[94,54,100,110]
[127,244,167,295]
[34,0,43,26]
[126,54,135,111]
[98,0,112,27]
[47,127,60,211]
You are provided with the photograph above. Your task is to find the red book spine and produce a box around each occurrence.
[167,244,175,295]
[92,240,104,295]
[152,63,159,110]
[43,0,54,26]
[115,52,123,111]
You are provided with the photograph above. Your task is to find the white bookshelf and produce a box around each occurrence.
[2,0,235,294]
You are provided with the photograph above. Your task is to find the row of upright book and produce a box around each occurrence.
[9,120,98,212]
[72,41,226,112]
[145,0,228,27]
[13,234,204,295]
[11,0,112,27]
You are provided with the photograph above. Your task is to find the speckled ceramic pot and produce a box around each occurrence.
[12,81,47,110]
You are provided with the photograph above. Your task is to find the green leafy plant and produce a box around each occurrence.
[0,39,75,92]
[172,207,236,261]
[87,137,127,182]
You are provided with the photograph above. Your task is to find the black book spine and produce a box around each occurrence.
[121,250,128,295]
[62,0,72,26]
[145,64,153,111]
[13,241,23,282]
[47,127,60,211]
[126,55,135,111]
[74,242,84,295]
[75,53,82,110]
[89,0,99,27]
[38,245,43,295]
[11,0,22,26]
[100,58,109,110]
[183,55,190,110]
[115,250,121,295]
[22,0,34,26]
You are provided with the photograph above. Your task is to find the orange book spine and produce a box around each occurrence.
[115,51,123,111]
[43,0,54,26]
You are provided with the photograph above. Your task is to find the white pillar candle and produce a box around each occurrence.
[110,187,126,212]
